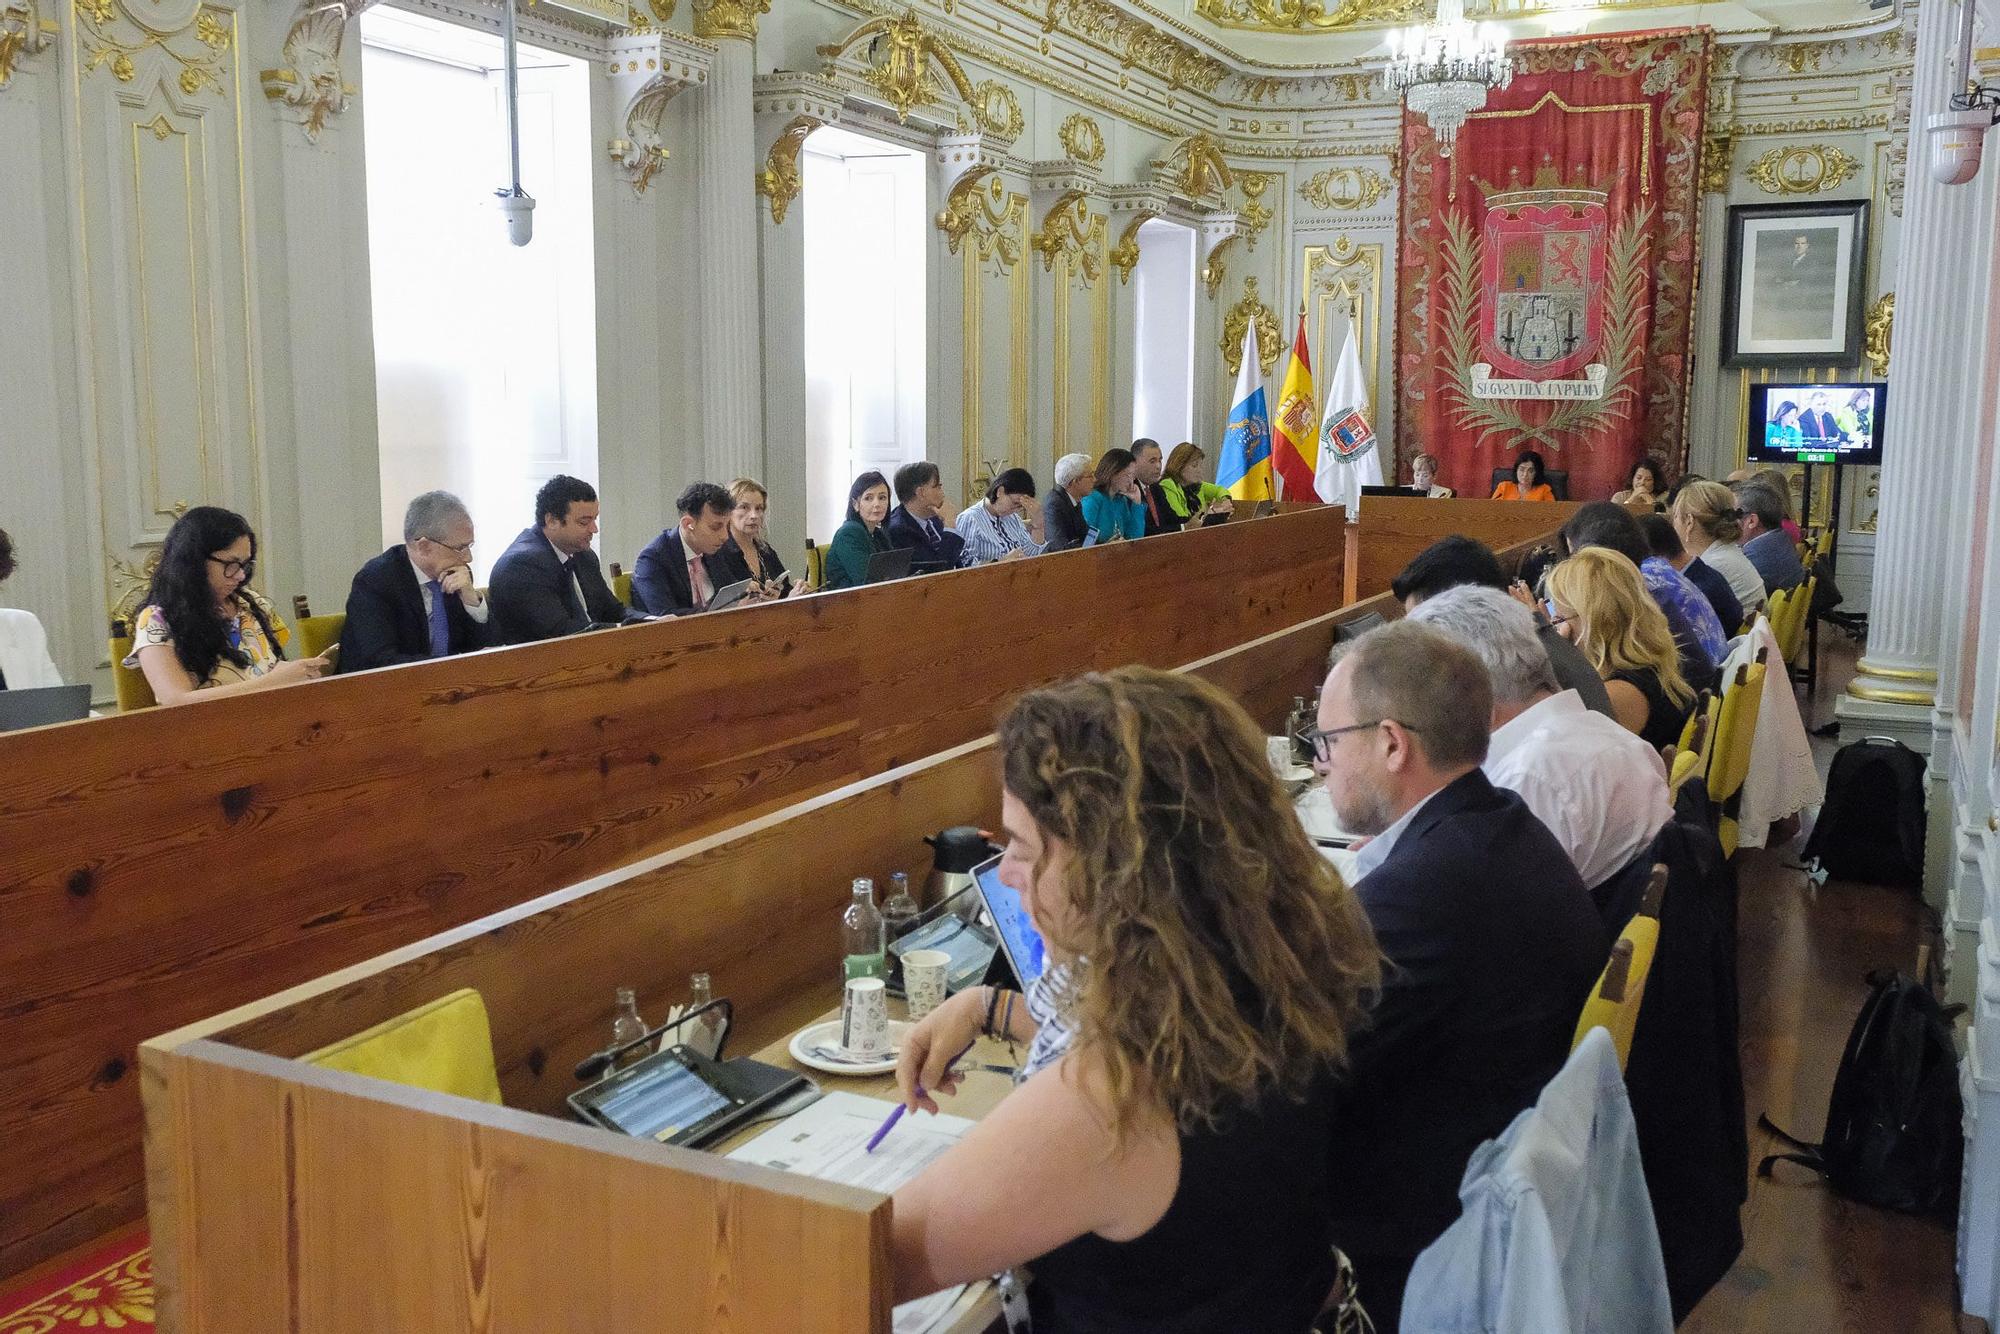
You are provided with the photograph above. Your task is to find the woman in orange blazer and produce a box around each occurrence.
[1491,450,1557,502]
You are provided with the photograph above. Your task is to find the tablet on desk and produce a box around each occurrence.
[972,853,1048,989]
[864,547,916,584]
[569,1044,807,1148]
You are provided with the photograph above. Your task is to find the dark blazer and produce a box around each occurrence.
[1142,482,1185,537]
[1043,486,1089,553]
[885,505,966,570]
[1329,771,1607,1274]
[1684,557,1746,636]
[337,546,500,674]
[712,532,791,595]
[489,527,645,645]
[631,528,730,616]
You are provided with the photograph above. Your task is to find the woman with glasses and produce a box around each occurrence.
[1545,547,1694,750]
[128,506,327,705]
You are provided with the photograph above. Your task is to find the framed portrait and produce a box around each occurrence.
[1721,199,1870,368]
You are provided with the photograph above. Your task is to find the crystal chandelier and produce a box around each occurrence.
[1384,0,1513,158]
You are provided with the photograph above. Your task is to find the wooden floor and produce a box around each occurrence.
[1684,635,1967,1333]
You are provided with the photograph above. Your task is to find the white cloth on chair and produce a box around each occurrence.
[1400,1029,1673,1334]
[1721,616,1823,850]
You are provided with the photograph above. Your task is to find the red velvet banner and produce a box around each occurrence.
[1394,30,1711,502]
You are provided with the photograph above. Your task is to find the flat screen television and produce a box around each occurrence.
[1746,381,1886,466]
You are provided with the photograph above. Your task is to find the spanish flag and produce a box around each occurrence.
[1272,307,1317,499]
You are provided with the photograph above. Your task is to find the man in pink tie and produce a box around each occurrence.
[632,482,738,616]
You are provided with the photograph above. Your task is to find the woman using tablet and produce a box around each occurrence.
[714,477,791,597]
[890,667,1381,1331]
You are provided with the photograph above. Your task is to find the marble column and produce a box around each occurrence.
[1837,0,1998,745]
[691,1,766,484]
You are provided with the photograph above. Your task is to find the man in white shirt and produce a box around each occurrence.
[1408,584,1671,890]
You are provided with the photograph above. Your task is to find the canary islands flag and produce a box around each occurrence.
[1216,320,1273,502]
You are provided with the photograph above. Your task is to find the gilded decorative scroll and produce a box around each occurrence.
[1299,165,1391,211]
[261,1,351,142]
[1221,277,1282,376]
[755,115,822,223]
[970,79,1023,138]
[1236,171,1277,248]
[1058,112,1104,165]
[1744,144,1862,195]
[78,0,233,94]
[1153,131,1234,201]
[1202,232,1237,300]
[1864,291,1893,378]
[820,10,974,123]
[953,175,1031,503]
[1699,132,1734,193]
[0,0,54,87]
[1039,0,1225,93]
[1194,0,1425,33]
[1031,195,1106,282]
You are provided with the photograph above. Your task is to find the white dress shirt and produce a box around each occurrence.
[0,608,64,689]
[1351,787,1441,882]
[409,552,489,623]
[1485,689,1672,889]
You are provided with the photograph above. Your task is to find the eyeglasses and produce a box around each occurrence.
[424,536,474,556]
[1295,719,1416,764]
[207,555,256,580]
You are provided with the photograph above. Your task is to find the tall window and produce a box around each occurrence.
[1130,219,1197,447]
[360,6,597,580]
[801,127,927,541]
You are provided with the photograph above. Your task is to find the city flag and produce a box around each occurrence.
[1217,321,1273,502]
[1272,309,1317,499]
[1315,322,1382,512]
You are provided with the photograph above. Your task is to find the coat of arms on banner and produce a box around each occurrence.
[1471,169,1612,399]
[1323,407,1375,461]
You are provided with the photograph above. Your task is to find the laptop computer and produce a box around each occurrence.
[864,546,915,584]
[1361,485,1424,498]
[0,684,92,734]
[970,853,1048,990]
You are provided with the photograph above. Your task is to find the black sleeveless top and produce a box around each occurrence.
[1610,666,1691,752]
[1025,1077,1340,1333]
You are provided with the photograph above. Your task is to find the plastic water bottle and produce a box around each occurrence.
[687,972,723,1059]
[842,878,886,981]
[882,872,921,942]
[611,987,646,1063]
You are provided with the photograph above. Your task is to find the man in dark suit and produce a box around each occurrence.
[632,482,738,615]
[1133,439,1183,537]
[1043,452,1095,552]
[338,490,501,673]
[1310,621,1606,1328]
[1798,389,1841,444]
[884,461,965,571]
[489,474,649,645]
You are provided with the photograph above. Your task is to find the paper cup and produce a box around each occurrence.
[840,976,889,1056]
[902,949,951,1021]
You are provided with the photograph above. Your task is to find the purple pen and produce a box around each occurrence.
[865,1039,974,1153]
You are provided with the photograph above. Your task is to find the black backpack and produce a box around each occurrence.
[1757,970,1965,1216]
[1801,737,1926,888]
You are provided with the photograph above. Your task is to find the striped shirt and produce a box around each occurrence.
[1019,961,1081,1084]
[953,503,1046,566]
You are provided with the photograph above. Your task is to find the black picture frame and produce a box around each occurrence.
[1720,198,1870,369]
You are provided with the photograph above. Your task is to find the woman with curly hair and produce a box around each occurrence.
[890,666,1382,1330]
[1546,546,1695,750]
[127,506,327,705]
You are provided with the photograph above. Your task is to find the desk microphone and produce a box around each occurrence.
[573,997,733,1082]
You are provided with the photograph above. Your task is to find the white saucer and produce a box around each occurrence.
[789,1019,911,1076]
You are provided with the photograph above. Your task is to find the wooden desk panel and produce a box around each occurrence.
[1348,497,1583,603]
[0,509,1356,1274]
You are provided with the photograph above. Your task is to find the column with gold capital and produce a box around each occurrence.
[691,0,769,483]
[1835,0,1998,747]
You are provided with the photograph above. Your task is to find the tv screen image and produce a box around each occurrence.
[1747,381,1885,466]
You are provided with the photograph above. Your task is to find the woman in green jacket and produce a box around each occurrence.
[824,471,895,589]
[1158,442,1234,525]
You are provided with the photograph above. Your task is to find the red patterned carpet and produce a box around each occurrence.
[0,1230,152,1332]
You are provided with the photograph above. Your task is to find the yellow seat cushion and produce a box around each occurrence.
[612,571,634,608]
[303,987,504,1105]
